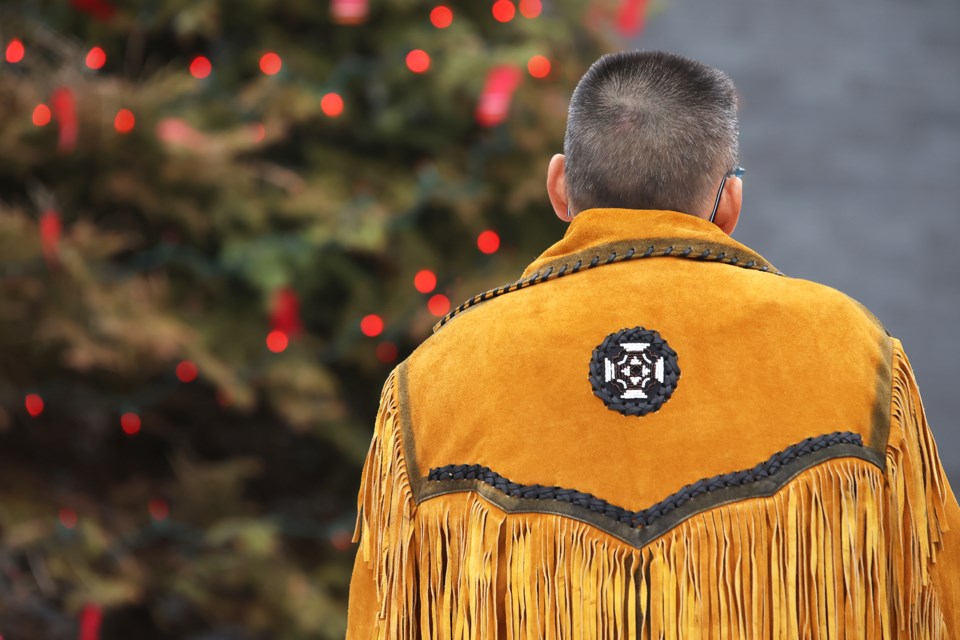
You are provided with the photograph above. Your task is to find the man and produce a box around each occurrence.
[347,50,960,638]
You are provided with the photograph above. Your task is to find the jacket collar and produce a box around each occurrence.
[521,207,777,278]
[434,207,781,332]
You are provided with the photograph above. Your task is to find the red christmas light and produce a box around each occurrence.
[360,314,384,337]
[477,229,501,254]
[78,604,102,640]
[269,287,303,336]
[376,341,399,363]
[190,55,212,79]
[321,92,344,117]
[475,64,522,127]
[39,209,62,266]
[176,360,198,383]
[519,0,542,18]
[251,123,266,142]
[149,499,169,521]
[266,330,289,353]
[5,39,24,64]
[259,52,282,75]
[430,5,453,28]
[528,55,551,79]
[616,0,649,36]
[331,0,369,24]
[406,49,430,73]
[157,118,205,149]
[120,412,141,435]
[427,294,451,317]
[413,269,437,293]
[85,46,106,70]
[59,508,78,529]
[32,104,51,127]
[51,87,78,152]
[492,0,516,22]
[25,393,44,417]
[114,108,135,133]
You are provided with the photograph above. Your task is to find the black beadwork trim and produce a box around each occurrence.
[427,431,864,530]
[588,327,680,417]
[432,241,782,333]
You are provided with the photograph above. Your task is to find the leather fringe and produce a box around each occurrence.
[352,369,417,638]
[884,342,951,637]
[353,344,951,638]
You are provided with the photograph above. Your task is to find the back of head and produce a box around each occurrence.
[564,50,739,216]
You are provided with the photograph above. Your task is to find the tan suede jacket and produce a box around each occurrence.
[347,208,960,639]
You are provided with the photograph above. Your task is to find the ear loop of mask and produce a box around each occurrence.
[708,176,728,224]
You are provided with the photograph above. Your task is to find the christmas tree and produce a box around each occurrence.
[0,1,643,636]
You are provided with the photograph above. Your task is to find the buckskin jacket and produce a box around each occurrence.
[347,208,960,639]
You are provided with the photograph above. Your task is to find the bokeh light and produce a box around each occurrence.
[427,294,451,317]
[477,229,501,254]
[25,393,44,417]
[430,5,453,28]
[32,104,51,127]
[266,330,289,352]
[360,314,384,337]
[528,55,551,78]
[176,360,198,383]
[414,269,437,293]
[5,39,24,63]
[85,46,106,70]
[321,92,344,117]
[259,52,282,75]
[492,0,516,22]
[114,108,135,133]
[190,55,212,79]
[519,0,542,18]
[120,412,141,435]
[59,508,78,529]
[406,49,430,73]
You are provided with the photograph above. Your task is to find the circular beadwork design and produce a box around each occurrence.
[588,327,681,417]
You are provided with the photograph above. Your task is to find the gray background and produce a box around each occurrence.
[635,0,959,486]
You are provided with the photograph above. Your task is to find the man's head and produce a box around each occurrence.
[546,50,743,234]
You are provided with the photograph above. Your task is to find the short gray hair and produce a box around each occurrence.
[564,50,739,216]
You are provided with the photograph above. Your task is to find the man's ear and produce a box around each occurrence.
[546,153,570,222]
[713,176,742,235]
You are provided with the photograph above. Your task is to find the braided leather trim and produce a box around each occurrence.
[433,240,783,333]
[427,431,864,529]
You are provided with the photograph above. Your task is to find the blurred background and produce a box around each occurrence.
[0,0,956,638]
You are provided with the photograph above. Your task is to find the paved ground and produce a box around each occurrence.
[634,0,960,484]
